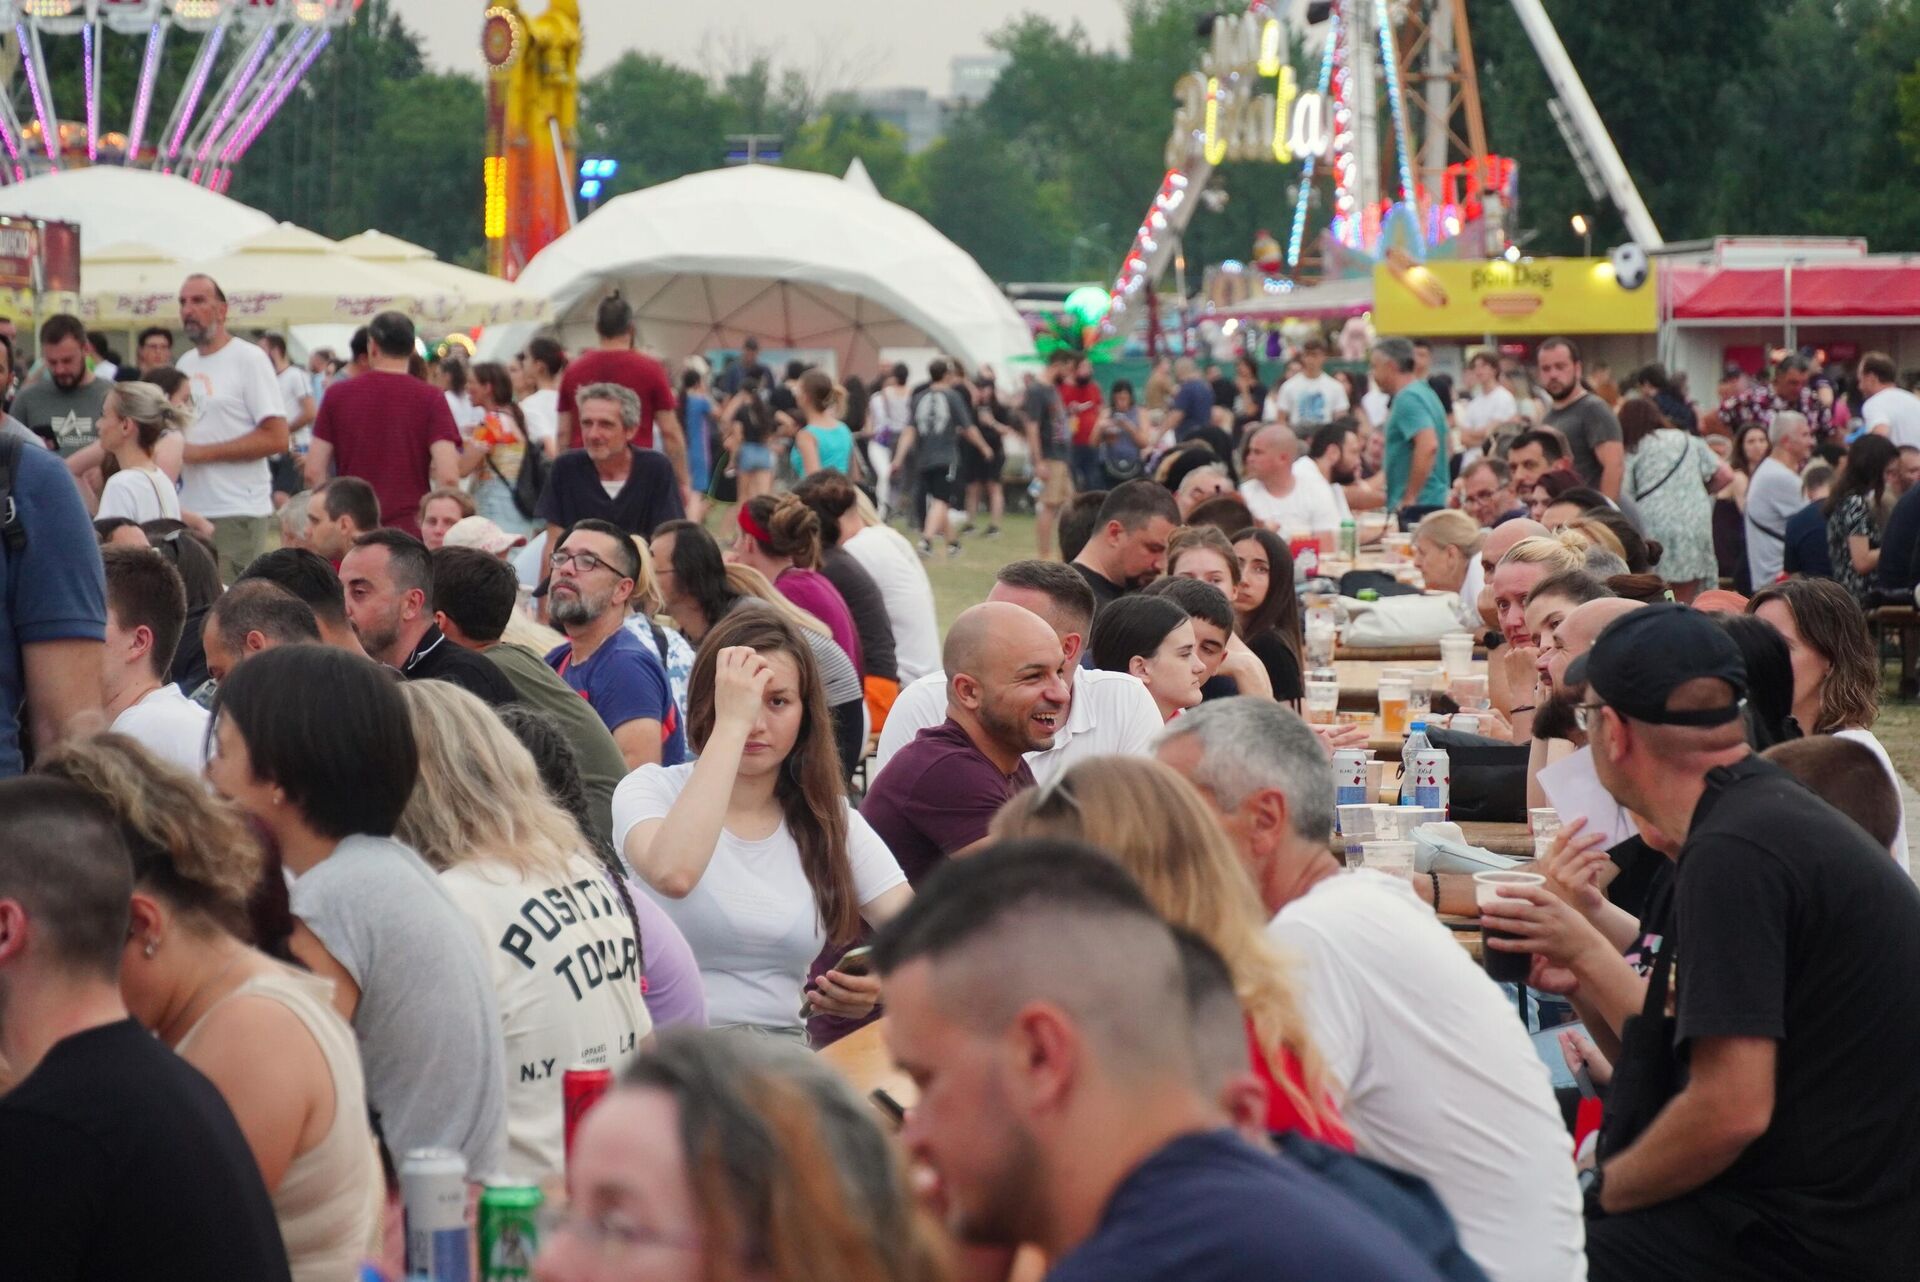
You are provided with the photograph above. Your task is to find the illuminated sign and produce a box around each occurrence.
[1167,13,1330,168]
[1373,257,1659,336]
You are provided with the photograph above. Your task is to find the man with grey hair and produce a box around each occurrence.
[532,379,684,599]
[1154,698,1587,1282]
[1371,336,1451,521]
[1745,408,1813,586]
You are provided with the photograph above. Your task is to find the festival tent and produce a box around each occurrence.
[337,229,552,329]
[185,223,423,328]
[0,166,274,259]
[479,166,1033,375]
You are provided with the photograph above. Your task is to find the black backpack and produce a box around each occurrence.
[508,442,550,521]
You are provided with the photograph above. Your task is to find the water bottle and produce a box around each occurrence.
[1398,722,1431,806]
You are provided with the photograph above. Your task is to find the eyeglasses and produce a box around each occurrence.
[1574,702,1606,732]
[537,1206,705,1259]
[551,549,629,577]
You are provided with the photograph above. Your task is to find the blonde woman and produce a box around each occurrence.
[1487,531,1592,738]
[396,681,652,1185]
[991,756,1351,1149]
[39,734,383,1282]
[95,381,190,525]
[1411,509,1485,631]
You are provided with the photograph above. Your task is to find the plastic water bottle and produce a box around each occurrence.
[1398,722,1431,806]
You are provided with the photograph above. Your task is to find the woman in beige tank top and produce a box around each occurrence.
[39,735,383,1282]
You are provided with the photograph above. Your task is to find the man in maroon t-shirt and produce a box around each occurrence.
[556,293,689,492]
[305,311,460,536]
[860,601,1070,885]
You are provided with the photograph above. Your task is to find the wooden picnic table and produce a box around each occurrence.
[1333,657,1487,707]
[1457,821,1535,858]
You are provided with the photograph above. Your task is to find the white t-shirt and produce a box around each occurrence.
[1455,555,1486,630]
[177,338,288,519]
[843,525,941,681]
[1271,871,1586,1282]
[446,389,484,435]
[521,387,560,448]
[439,853,652,1182]
[1458,384,1519,450]
[1362,384,1390,428]
[1292,455,1352,523]
[276,364,314,449]
[610,763,907,1030]
[1834,727,1911,869]
[1266,372,1349,428]
[111,683,209,775]
[873,667,1162,784]
[1240,474,1339,533]
[96,464,181,524]
[1862,386,1920,449]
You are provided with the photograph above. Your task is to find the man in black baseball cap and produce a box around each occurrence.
[1574,604,1920,1282]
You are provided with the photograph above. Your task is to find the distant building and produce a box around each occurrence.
[853,87,945,155]
[950,54,1010,106]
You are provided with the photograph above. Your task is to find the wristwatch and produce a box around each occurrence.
[1579,1165,1606,1218]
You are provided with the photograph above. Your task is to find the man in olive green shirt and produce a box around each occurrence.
[430,547,627,846]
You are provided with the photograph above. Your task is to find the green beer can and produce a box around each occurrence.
[478,1179,543,1281]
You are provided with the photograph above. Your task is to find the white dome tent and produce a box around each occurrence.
[0,166,273,259]
[481,166,1032,377]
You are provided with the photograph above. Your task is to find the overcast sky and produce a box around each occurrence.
[409,0,1133,96]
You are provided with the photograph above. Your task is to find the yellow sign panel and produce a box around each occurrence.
[1372,258,1658,336]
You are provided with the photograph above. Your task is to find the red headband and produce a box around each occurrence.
[737,505,774,547]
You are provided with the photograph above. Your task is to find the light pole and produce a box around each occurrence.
[577,157,619,216]
[1570,213,1591,259]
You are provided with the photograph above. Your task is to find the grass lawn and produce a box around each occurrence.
[1873,703,1920,790]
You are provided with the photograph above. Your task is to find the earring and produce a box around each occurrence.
[272,790,284,807]
[143,939,158,959]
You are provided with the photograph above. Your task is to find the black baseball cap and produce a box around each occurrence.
[1564,603,1747,727]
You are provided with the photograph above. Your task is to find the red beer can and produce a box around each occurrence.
[563,1064,613,1172]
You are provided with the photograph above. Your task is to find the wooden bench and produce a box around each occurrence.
[1870,603,1920,698]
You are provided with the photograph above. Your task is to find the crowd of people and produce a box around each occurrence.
[2,270,1919,1282]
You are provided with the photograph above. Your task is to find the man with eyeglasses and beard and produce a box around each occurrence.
[544,518,686,771]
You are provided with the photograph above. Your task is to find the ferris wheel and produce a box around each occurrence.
[0,0,357,188]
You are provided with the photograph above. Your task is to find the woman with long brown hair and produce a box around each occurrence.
[612,609,912,1039]
[538,1029,948,1282]
[1230,526,1306,700]
[1750,578,1907,860]
[40,734,383,1281]
[991,756,1350,1149]
[459,359,535,534]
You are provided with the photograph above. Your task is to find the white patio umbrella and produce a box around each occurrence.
[184,223,423,329]
[78,240,185,327]
[337,229,552,330]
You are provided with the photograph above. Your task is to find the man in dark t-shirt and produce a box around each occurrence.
[307,310,461,536]
[1570,605,1920,1281]
[340,529,517,706]
[556,294,688,490]
[0,778,291,1281]
[861,602,1067,885]
[1070,479,1181,609]
[535,383,684,574]
[873,843,1451,1282]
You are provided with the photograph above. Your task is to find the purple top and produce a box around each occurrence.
[623,876,708,1030]
[775,567,864,677]
[860,719,1036,886]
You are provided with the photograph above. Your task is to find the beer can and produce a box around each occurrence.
[1410,748,1451,816]
[478,1180,544,1282]
[563,1064,613,1171]
[1332,748,1370,816]
[401,1148,470,1282]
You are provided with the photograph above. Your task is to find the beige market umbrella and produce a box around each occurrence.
[338,229,552,329]
[78,240,186,328]
[184,223,423,329]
